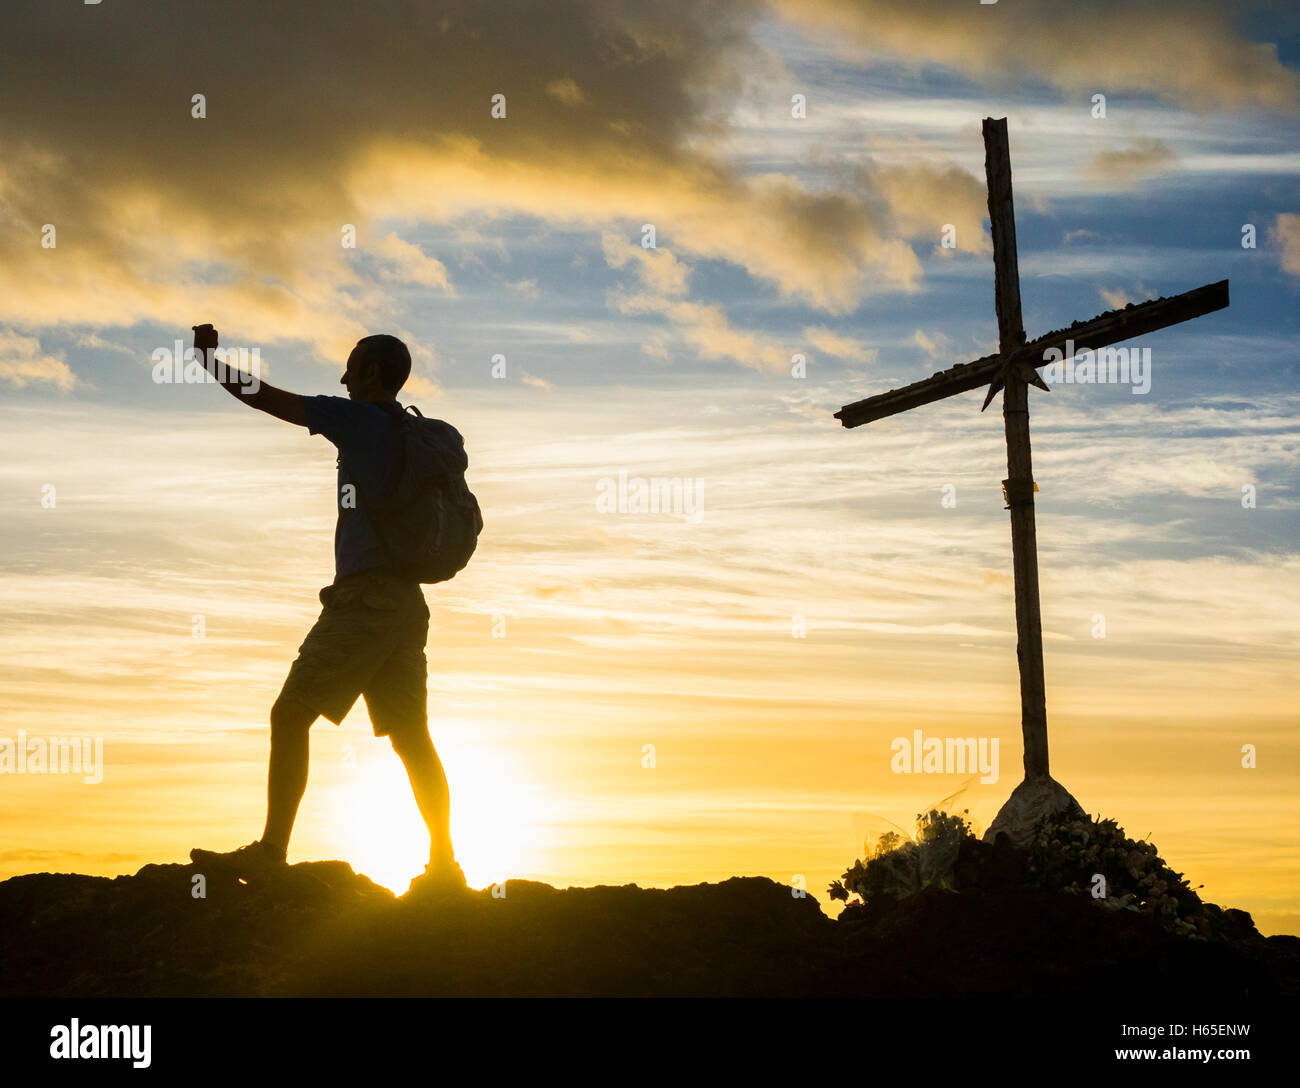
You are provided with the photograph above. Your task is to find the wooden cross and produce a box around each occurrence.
[835,118,1228,833]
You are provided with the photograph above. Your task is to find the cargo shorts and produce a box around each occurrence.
[277,568,431,738]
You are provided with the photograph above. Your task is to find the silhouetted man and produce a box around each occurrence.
[188,326,466,895]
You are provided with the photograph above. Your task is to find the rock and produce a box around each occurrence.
[983,774,1085,847]
[0,857,1294,997]
[830,885,1287,997]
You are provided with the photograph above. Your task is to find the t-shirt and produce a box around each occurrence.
[302,395,402,583]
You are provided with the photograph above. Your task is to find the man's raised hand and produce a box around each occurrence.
[192,324,219,354]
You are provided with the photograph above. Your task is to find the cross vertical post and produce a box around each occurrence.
[983,118,1049,781]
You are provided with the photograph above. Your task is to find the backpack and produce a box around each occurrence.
[348,401,483,584]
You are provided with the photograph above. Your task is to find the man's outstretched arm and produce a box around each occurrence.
[192,324,306,426]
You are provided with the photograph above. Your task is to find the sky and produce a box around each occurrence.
[1,1,1298,934]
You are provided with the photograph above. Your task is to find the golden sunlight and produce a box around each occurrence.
[339,725,542,894]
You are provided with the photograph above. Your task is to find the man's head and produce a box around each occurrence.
[342,334,411,401]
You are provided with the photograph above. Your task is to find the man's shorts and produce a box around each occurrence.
[277,569,430,738]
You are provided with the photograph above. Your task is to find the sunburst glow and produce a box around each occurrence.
[340,727,542,894]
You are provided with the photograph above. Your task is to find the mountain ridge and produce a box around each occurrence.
[2,860,1296,998]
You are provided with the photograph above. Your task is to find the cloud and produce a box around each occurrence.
[618,294,792,372]
[602,234,794,372]
[401,373,440,400]
[0,0,1291,380]
[913,329,951,361]
[373,234,453,291]
[0,0,954,360]
[0,0,1087,380]
[1086,139,1177,184]
[602,234,892,374]
[773,0,1300,112]
[508,279,541,300]
[545,78,588,107]
[803,325,877,363]
[601,232,692,297]
[641,332,673,361]
[1098,284,1153,309]
[0,849,141,866]
[521,371,554,390]
[0,329,76,390]
[1272,213,1300,275]
[398,337,440,400]
[73,332,138,357]
[868,162,991,257]
[666,302,793,372]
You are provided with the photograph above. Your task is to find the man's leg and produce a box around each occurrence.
[260,693,319,857]
[389,728,455,867]
[363,580,459,885]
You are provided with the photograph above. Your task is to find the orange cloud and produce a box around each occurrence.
[0,0,1290,380]
[0,0,1004,368]
[0,329,76,391]
[803,325,876,363]
[1086,139,1177,185]
[773,0,1299,112]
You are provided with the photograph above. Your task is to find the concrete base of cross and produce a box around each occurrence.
[982,774,1085,848]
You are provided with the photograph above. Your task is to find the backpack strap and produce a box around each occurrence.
[363,399,410,498]
[342,401,410,578]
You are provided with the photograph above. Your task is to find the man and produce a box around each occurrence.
[188,325,466,895]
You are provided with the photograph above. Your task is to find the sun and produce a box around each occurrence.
[338,729,541,894]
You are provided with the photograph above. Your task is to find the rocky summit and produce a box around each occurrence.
[1,862,1296,998]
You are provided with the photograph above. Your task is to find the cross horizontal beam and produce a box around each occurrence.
[834,279,1228,428]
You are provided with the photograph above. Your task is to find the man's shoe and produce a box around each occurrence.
[406,858,470,899]
[189,840,287,881]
